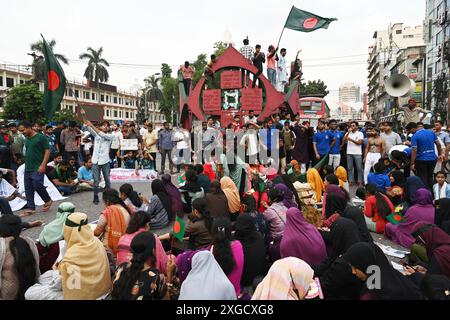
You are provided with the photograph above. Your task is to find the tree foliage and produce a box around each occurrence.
[29,39,68,81]
[213,41,228,57]
[161,63,173,79]
[192,54,208,86]
[53,108,78,123]
[161,77,179,124]
[300,80,329,97]
[3,83,46,123]
[79,47,110,84]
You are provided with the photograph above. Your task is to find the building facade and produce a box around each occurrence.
[367,23,425,120]
[424,0,450,122]
[0,64,166,125]
[339,83,361,103]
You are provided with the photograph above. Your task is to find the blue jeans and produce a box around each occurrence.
[93,163,111,198]
[56,185,77,195]
[24,171,51,210]
[346,154,363,183]
[268,68,277,86]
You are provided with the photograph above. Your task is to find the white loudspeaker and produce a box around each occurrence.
[385,74,416,97]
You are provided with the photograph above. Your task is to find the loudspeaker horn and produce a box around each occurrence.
[385,74,416,97]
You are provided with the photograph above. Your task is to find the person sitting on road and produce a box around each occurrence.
[48,160,79,196]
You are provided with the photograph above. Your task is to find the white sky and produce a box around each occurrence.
[1,0,425,106]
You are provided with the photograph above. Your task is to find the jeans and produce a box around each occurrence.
[24,171,51,210]
[267,68,277,86]
[183,79,191,95]
[252,69,263,88]
[415,160,437,190]
[329,154,341,170]
[93,163,111,198]
[56,185,77,195]
[347,154,363,184]
[160,149,174,172]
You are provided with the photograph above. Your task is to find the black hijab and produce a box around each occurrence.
[325,194,348,218]
[435,198,450,235]
[341,206,373,243]
[330,218,362,259]
[390,170,406,187]
[151,179,173,221]
[234,213,268,287]
[405,176,426,204]
[342,243,423,300]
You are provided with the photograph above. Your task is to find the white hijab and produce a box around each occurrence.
[179,251,237,300]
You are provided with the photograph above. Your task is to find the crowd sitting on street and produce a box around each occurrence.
[1,101,450,300]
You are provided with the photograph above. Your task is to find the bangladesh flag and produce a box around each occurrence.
[386,212,405,225]
[173,216,186,241]
[41,34,66,118]
[284,6,337,33]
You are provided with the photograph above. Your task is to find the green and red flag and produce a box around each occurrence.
[284,6,337,33]
[41,34,66,118]
[173,216,186,241]
[386,212,405,225]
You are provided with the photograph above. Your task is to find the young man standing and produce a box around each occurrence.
[344,121,364,187]
[267,45,279,87]
[81,109,113,204]
[243,110,258,124]
[252,45,265,88]
[277,48,288,92]
[110,123,123,168]
[399,99,429,124]
[45,125,59,162]
[411,122,442,190]
[313,120,336,165]
[158,122,175,175]
[363,127,386,184]
[9,122,24,169]
[380,121,402,154]
[328,119,343,170]
[143,123,158,171]
[60,121,80,163]
[181,61,194,95]
[18,121,52,216]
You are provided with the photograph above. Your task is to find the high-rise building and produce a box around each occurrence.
[339,83,361,102]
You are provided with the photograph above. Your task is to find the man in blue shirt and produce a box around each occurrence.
[77,157,94,191]
[158,122,175,175]
[367,162,391,192]
[411,122,443,190]
[328,119,343,170]
[313,120,336,165]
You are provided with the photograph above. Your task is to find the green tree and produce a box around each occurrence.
[3,83,45,123]
[192,54,208,86]
[161,63,173,79]
[161,77,179,124]
[79,47,110,103]
[53,108,78,123]
[300,80,329,97]
[143,75,163,122]
[30,39,69,81]
[213,41,228,57]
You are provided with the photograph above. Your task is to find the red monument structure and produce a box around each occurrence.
[179,46,301,128]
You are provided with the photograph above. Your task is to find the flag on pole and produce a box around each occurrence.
[284,6,337,33]
[173,216,186,241]
[41,34,66,117]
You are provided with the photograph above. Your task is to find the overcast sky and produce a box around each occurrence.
[1,0,425,106]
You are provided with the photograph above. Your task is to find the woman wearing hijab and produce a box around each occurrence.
[161,174,183,218]
[95,189,131,255]
[220,176,241,216]
[0,215,40,300]
[404,176,426,205]
[409,223,450,278]
[274,183,298,209]
[343,242,423,300]
[252,257,314,300]
[205,180,230,219]
[435,198,450,235]
[113,231,177,300]
[306,168,324,202]
[387,170,406,206]
[179,169,204,213]
[315,218,364,300]
[234,213,268,288]
[145,179,172,230]
[60,212,112,300]
[280,207,327,266]
[322,174,350,218]
[179,251,236,300]
[385,188,435,248]
[116,211,168,274]
[37,202,75,273]
[335,166,349,191]
[263,188,288,246]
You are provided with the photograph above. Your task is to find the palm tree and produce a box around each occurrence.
[143,75,162,121]
[79,47,110,103]
[29,39,68,81]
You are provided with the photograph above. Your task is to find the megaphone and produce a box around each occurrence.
[385,74,416,97]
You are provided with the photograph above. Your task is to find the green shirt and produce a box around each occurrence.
[25,133,50,171]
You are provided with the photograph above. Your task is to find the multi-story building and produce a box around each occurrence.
[424,0,450,122]
[367,23,424,120]
[339,83,361,103]
[0,64,166,125]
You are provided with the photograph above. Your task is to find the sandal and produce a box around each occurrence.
[19,210,37,217]
[29,220,44,228]
[42,200,53,212]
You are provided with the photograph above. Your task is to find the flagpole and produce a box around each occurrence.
[276,5,294,49]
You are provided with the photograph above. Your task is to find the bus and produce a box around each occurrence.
[297,97,330,127]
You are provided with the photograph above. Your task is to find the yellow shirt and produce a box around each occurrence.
[143,130,158,153]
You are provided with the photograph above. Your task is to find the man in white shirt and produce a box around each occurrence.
[139,119,149,136]
[243,110,258,124]
[110,123,123,167]
[343,121,364,186]
[173,127,190,173]
[240,122,259,164]
[277,48,288,92]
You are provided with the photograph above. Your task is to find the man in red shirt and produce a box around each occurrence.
[181,61,194,95]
